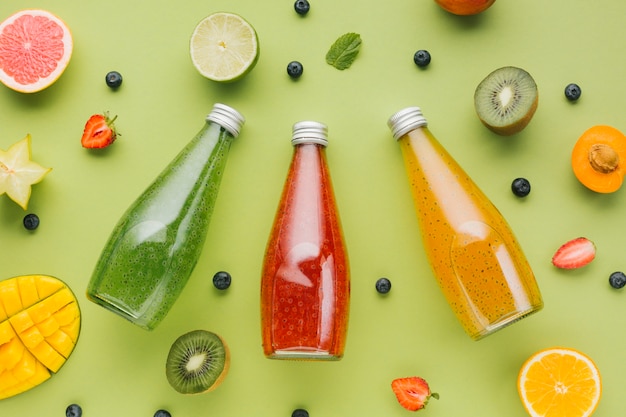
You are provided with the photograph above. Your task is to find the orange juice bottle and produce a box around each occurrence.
[261,121,350,360]
[387,107,543,340]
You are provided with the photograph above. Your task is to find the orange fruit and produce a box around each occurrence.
[0,9,73,93]
[517,347,602,417]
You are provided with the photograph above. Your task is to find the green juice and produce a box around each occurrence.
[87,104,244,330]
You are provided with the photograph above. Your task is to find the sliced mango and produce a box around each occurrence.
[8,310,34,334]
[0,279,22,316]
[11,350,36,381]
[17,276,39,309]
[29,340,65,373]
[17,326,45,349]
[34,275,64,299]
[36,316,60,338]
[53,303,79,327]
[27,288,73,323]
[0,360,50,400]
[0,275,81,400]
[0,298,7,321]
[46,330,74,358]
[0,337,24,372]
[0,368,19,393]
[61,319,80,344]
[0,321,14,346]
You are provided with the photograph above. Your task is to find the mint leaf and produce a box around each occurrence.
[325,32,362,70]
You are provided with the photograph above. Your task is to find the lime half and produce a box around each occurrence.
[190,12,259,83]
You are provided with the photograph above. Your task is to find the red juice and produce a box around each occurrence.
[261,121,350,360]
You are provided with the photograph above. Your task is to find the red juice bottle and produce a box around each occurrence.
[261,121,350,360]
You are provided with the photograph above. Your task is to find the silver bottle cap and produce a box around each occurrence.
[387,106,428,140]
[207,103,246,137]
[292,121,328,147]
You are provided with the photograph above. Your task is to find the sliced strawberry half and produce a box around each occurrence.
[81,113,119,149]
[551,237,596,269]
[391,376,439,412]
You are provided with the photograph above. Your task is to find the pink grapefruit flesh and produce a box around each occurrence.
[0,9,73,93]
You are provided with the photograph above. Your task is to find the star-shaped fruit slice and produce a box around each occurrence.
[0,135,51,210]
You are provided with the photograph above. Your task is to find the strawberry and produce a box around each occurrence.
[391,376,439,412]
[551,237,596,269]
[81,113,119,149]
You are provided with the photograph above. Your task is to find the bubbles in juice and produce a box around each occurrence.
[399,127,542,339]
[261,143,349,359]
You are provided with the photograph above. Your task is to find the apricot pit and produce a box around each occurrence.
[571,125,626,193]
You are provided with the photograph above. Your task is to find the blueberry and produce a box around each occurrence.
[511,177,531,197]
[105,71,123,88]
[292,409,309,417]
[564,83,581,101]
[609,271,626,289]
[375,277,392,294]
[287,61,304,79]
[212,271,232,290]
[413,50,431,68]
[154,410,172,417]
[23,213,40,230]
[66,404,82,417]
[294,0,310,15]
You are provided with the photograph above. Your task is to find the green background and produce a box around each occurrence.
[0,0,623,415]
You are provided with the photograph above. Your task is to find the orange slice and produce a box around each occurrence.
[517,347,602,417]
[0,9,73,93]
[0,275,81,400]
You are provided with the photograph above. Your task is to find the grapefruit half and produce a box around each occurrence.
[0,9,73,93]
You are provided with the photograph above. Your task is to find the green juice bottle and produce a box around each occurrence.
[87,103,245,330]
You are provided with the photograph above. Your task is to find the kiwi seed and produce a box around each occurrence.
[165,329,230,394]
[474,66,538,136]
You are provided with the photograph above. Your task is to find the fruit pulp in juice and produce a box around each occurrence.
[400,128,542,339]
[87,125,232,330]
[261,144,349,359]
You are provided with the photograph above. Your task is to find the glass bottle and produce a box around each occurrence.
[387,106,543,340]
[87,103,245,330]
[261,121,350,360]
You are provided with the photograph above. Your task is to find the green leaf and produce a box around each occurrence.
[325,32,362,70]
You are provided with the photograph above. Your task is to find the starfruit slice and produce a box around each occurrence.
[0,135,51,210]
[0,275,81,400]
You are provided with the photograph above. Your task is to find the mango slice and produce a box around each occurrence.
[0,275,80,400]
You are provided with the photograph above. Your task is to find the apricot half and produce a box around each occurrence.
[0,275,81,399]
[571,125,626,193]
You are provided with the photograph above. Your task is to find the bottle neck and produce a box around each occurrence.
[387,107,428,140]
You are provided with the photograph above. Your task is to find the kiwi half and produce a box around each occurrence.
[165,329,230,394]
[474,66,538,136]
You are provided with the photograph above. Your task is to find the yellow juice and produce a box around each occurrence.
[389,107,543,340]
